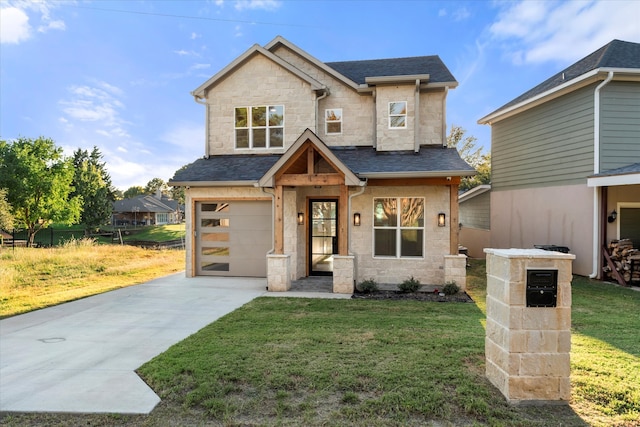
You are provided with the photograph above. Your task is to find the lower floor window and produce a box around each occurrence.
[373,197,424,258]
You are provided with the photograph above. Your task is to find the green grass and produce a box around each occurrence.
[137,260,639,426]
[116,223,186,242]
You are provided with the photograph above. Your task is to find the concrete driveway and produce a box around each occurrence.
[0,273,268,414]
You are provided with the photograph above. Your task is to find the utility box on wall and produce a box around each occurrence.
[484,248,575,405]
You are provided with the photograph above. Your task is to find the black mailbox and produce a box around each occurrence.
[526,270,557,307]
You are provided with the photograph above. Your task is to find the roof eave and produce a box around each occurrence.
[360,170,476,179]
[478,67,640,125]
[168,180,258,187]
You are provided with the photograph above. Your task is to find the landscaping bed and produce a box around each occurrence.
[352,290,474,302]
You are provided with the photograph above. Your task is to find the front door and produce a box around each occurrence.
[309,200,338,276]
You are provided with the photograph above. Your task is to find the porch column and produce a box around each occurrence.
[339,184,348,255]
[274,184,284,254]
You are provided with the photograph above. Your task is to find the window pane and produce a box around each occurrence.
[252,106,266,126]
[401,198,424,227]
[374,198,397,226]
[201,203,229,212]
[389,102,406,115]
[268,105,283,126]
[327,122,341,134]
[201,232,229,242]
[326,109,342,121]
[202,262,229,272]
[401,230,423,257]
[235,107,247,127]
[269,128,283,147]
[236,129,249,148]
[253,129,266,148]
[390,116,406,128]
[375,229,396,256]
[202,247,230,256]
[201,218,229,228]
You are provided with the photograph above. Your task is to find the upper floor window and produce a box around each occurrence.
[325,108,342,134]
[235,105,284,149]
[373,197,424,258]
[389,101,407,129]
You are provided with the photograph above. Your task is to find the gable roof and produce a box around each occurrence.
[113,195,178,214]
[587,162,640,187]
[479,39,640,124]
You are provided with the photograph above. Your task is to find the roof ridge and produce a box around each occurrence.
[326,55,439,65]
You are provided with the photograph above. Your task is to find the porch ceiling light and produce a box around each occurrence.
[353,212,361,226]
[438,212,446,227]
[297,212,304,225]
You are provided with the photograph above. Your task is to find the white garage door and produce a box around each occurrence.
[196,201,272,277]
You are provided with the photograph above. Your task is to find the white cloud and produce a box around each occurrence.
[0,1,65,44]
[234,0,282,12]
[190,63,210,70]
[191,32,200,40]
[160,122,205,155]
[452,7,470,21]
[0,7,31,44]
[59,82,130,138]
[490,0,640,65]
[438,8,447,18]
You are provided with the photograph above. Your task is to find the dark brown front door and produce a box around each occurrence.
[309,200,337,276]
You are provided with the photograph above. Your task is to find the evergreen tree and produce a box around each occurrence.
[71,147,115,232]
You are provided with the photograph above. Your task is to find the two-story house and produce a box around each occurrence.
[170,36,474,293]
[478,39,640,280]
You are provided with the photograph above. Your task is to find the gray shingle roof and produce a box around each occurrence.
[169,147,474,184]
[590,162,640,178]
[493,39,640,113]
[326,56,456,85]
[113,195,177,213]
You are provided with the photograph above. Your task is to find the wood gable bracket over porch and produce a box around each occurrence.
[257,129,364,256]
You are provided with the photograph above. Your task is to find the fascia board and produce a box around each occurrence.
[168,181,258,187]
[360,170,476,179]
[265,36,362,91]
[192,44,325,97]
[478,68,640,125]
[587,173,640,187]
[459,184,491,203]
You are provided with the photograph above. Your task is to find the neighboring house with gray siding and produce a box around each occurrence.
[169,36,475,293]
[458,185,491,259]
[478,39,640,279]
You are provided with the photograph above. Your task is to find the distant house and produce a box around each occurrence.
[112,193,182,226]
[169,36,474,292]
[478,39,640,278]
[458,185,491,259]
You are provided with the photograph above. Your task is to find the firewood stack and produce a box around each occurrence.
[603,239,640,284]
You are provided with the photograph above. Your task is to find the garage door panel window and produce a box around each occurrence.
[201,218,229,228]
[202,247,230,256]
[201,262,230,272]
[201,232,229,242]
[374,197,424,258]
[202,203,229,212]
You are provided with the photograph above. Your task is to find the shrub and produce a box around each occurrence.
[442,281,460,295]
[357,278,378,293]
[398,276,421,293]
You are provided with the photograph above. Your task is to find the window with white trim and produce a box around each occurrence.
[373,197,424,258]
[388,101,407,129]
[235,105,284,149]
[325,108,342,134]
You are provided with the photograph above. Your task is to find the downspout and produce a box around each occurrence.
[348,180,368,285]
[414,79,421,153]
[590,71,614,278]
[442,87,449,146]
[193,95,210,158]
[315,89,329,135]
[372,89,377,149]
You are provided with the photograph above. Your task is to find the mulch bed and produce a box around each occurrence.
[352,291,474,303]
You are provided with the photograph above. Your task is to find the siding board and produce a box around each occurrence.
[600,82,640,171]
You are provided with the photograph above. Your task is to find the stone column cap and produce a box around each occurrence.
[484,248,575,260]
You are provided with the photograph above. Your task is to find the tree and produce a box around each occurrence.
[124,186,145,199]
[446,125,491,192]
[71,147,115,232]
[0,137,82,246]
[144,178,167,196]
[0,188,14,228]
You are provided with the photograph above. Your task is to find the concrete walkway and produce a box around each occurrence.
[0,273,271,414]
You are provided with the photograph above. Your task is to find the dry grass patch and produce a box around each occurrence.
[0,239,185,318]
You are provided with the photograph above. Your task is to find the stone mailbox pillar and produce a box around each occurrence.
[484,248,575,405]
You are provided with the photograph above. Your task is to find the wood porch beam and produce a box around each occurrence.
[276,173,344,186]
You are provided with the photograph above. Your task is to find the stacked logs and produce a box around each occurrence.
[603,239,640,284]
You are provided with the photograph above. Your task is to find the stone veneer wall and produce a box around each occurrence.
[333,255,355,293]
[444,254,467,290]
[484,248,575,404]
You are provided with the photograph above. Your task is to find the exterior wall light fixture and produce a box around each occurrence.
[297,212,304,225]
[353,212,361,226]
[438,212,446,227]
[607,210,617,223]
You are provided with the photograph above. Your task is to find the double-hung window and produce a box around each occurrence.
[373,197,424,258]
[325,108,342,134]
[235,105,284,149]
[388,101,407,129]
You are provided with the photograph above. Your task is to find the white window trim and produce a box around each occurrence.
[388,101,407,129]
[372,197,425,259]
[325,108,343,135]
[234,105,285,150]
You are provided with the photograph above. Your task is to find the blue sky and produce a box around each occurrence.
[1,0,639,191]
